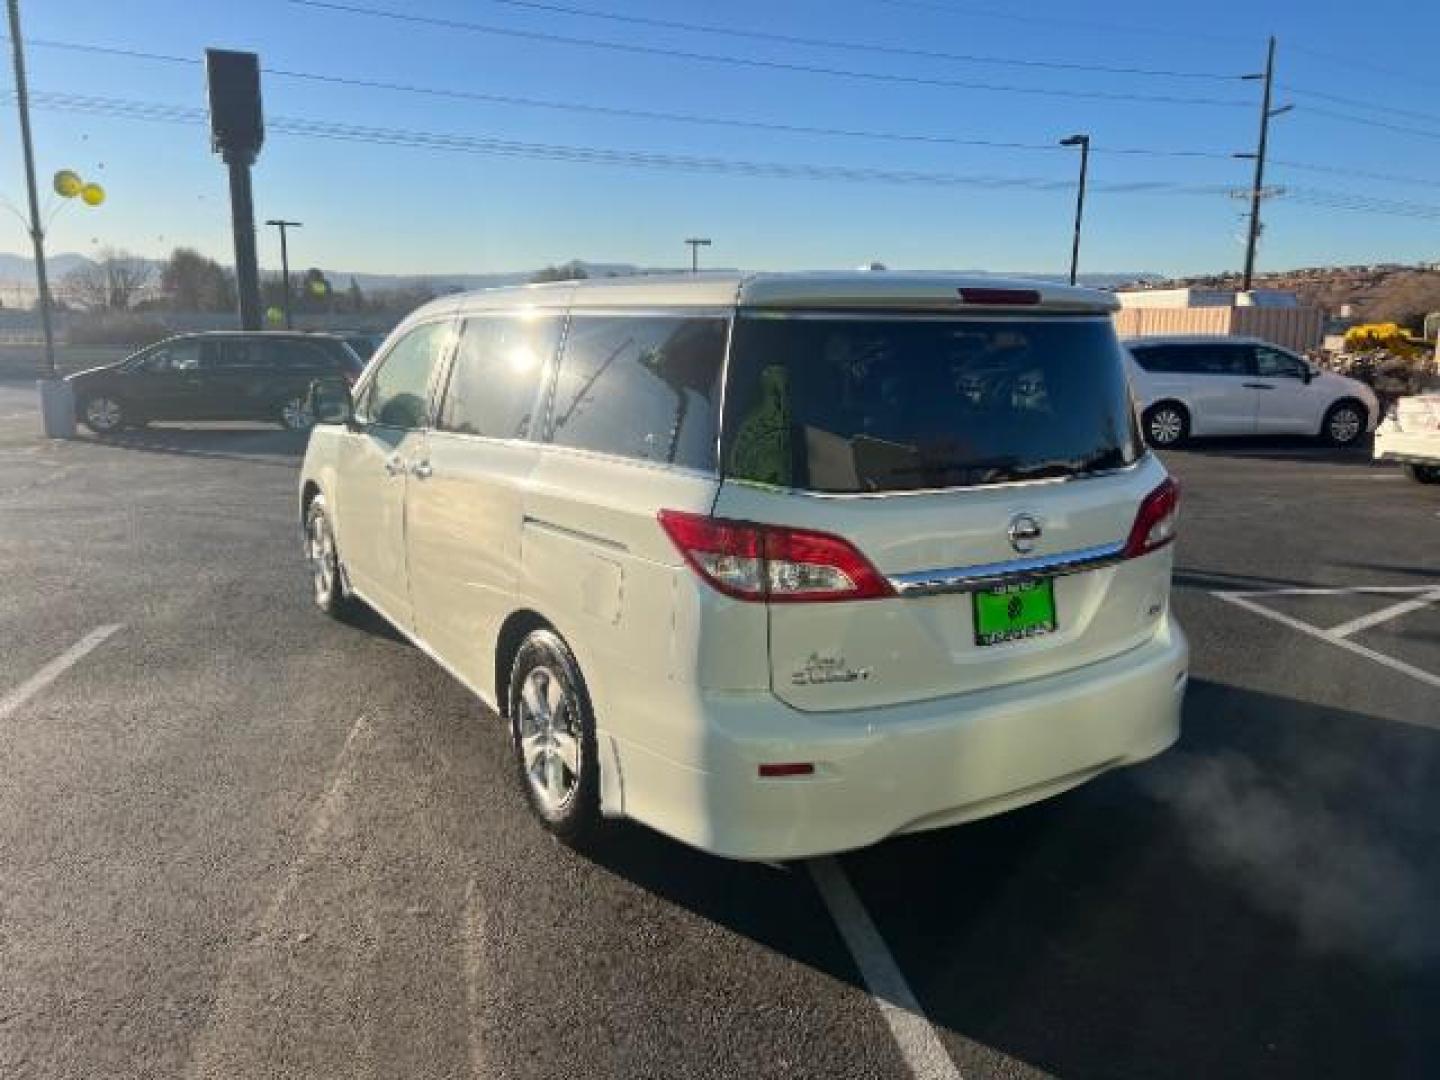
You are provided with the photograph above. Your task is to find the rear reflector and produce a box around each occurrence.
[1124,477,1180,558]
[658,510,893,603]
[758,762,814,778]
[958,287,1040,306]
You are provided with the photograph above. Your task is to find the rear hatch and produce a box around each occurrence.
[703,302,1176,712]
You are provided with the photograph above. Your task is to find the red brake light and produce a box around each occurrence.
[1124,478,1180,558]
[958,287,1040,306]
[657,510,893,603]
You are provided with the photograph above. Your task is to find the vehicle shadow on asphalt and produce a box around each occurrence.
[79,425,309,466]
[1166,435,1378,468]
[581,678,1440,1078]
[1172,567,1321,593]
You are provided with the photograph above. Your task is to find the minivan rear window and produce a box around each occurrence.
[722,315,1141,493]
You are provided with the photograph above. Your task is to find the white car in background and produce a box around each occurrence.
[1374,394,1440,484]
[1125,336,1379,448]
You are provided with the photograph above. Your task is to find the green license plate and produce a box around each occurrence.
[973,579,1057,646]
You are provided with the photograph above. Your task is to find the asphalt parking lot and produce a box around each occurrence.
[2,381,1438,1080]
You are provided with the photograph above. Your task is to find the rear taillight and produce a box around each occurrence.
[657,510,893,603]
[1124,478,1179,558]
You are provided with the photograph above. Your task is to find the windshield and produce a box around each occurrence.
[722,315,1141,492]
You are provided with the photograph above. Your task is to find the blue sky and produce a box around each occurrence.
[5,0,1439,277]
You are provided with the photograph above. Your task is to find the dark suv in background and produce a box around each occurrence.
[67,332,365,434]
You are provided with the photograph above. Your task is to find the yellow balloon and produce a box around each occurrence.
[53,169,83,198]
[80,182,105,207]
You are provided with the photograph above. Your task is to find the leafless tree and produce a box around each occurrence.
[61,248,156,311]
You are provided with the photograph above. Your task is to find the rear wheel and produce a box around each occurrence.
[508,629,601,845]
[1323,400,1366,447]
[1142,402,1189,448]
[1403,463,1440,484]
[279,395,315,431]
[80,394,126,435]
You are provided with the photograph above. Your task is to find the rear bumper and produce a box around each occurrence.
[610,616,1188,860]
[1374,425,1440,466]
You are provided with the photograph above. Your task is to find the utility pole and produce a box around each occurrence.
[265,219,302,328]
[8,0,71,435]
[1059,134,1090,287]
[1239,36,1292,291]
[685,237,711,274]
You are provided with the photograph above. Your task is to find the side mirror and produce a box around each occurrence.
[310,379,354,426]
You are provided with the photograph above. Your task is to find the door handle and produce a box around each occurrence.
[411,461,433,479]
[1243,382,1275,390]
[384,455,406,477]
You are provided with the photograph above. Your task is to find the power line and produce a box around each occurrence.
[20,34,1440,190]
[282,0,1252,107]
[452,0,1241,80]
[27,89,1440,222]
[835,0,1250,47]
[19,37,1240,157]
[1280,84,1440,127]
[1294,103,1440,142]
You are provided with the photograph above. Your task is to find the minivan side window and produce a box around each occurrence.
[358,322,450,429]
[139,340,205,373]
[438,313,563,440]
[1254,346,1306,379]
[1185,344,1253,376]
[547,313,728,470]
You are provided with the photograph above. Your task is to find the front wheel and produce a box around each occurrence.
[1403,463,1440,485]
[508,629,601,845]
[80,394,126,435]
[1323,401,1367,447]
[304,495,355,618]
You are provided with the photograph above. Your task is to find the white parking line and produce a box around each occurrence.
[808,857,963,1080]
[1215,591,1440,691]
[1328,588,1440,639]
[0,624,122,721]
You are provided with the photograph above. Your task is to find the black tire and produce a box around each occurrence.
[1142,402,1189,448]
[79,393,127,435]
[303,494,356,618]
[1322,400,1367,447]
[507,629,601,845]
[1403,463,1440,485]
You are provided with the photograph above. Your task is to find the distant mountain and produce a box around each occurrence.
[0,252,1160,292]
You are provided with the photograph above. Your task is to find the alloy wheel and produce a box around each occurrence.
[282,397,315,430]
[306,508,337,604]
[1149,408,1184,446]
[515,665,582,814]
[85,397,123,432]
[1329,407,1362,445]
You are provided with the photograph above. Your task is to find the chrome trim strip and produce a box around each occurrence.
[888,540,1128,597]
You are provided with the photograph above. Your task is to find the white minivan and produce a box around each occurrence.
[1126,335,1379,448]
[299,273,1188,860]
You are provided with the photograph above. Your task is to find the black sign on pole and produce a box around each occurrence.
[205,49,264,330]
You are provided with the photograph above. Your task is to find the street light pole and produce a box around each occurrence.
[265,219,302,328]
[685,237,712,274]
[1059,134,1090,287]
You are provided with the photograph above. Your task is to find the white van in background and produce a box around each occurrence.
[1126,335,1379,448]
[299,272,1188,860]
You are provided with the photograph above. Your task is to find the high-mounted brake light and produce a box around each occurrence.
[957,287,1040,306]
[1124,478,1180,558]
[657,510,893,603]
